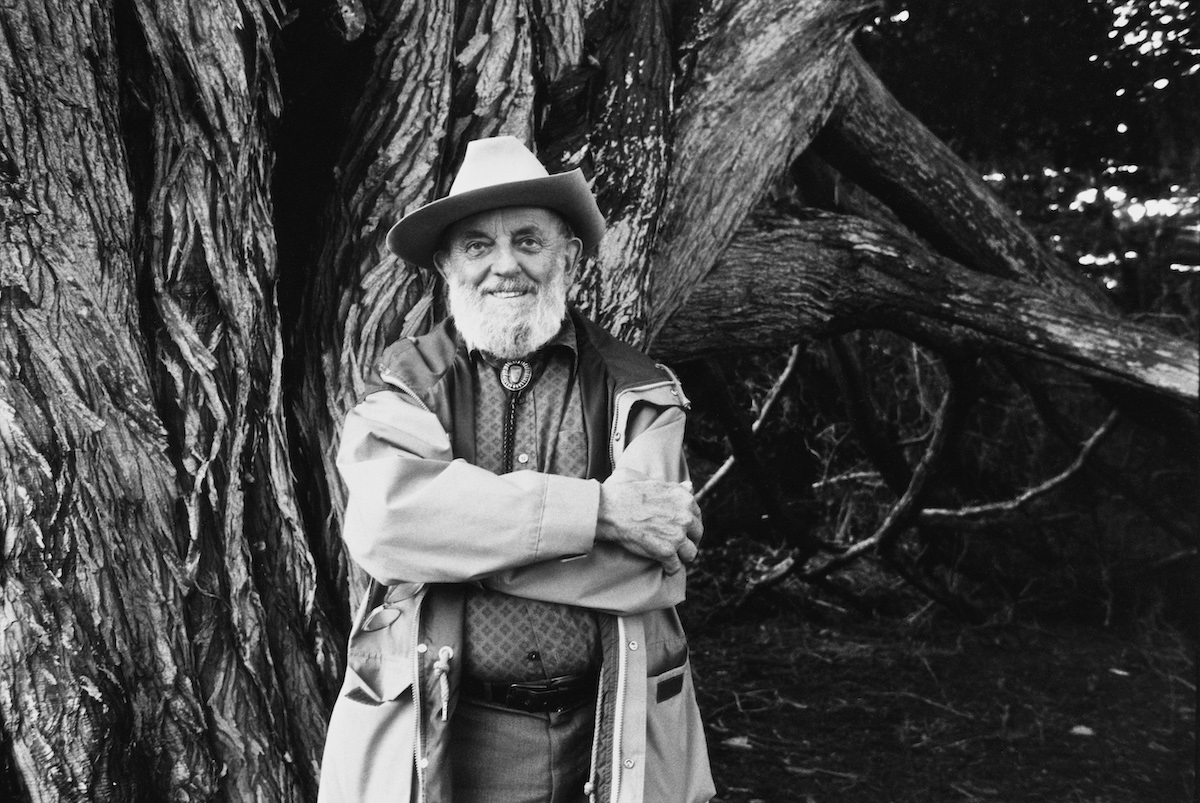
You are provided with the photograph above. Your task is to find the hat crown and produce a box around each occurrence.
[385,135,605,268]
[448,136,550,197]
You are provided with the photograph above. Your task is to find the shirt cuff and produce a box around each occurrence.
[538,475,600,560]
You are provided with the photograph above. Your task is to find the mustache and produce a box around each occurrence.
[481,280,539,295]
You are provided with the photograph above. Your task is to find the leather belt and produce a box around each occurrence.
[460,672,599,714]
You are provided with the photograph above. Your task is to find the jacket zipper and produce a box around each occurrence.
[379,368,434,414]
[609,616,629,803]
[604,377,680,802]
[608,379,674,469]
[411,599,427,803]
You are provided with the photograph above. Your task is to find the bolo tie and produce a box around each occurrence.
[498,358,534,474]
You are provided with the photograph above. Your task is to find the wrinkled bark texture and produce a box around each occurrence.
[1,2,217,799]
[1,0,1195,799]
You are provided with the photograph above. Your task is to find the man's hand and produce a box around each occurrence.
[596,474,703,574]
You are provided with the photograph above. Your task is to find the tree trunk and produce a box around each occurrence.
[2,0,1194,799]
[4,0,335,798]
[2,2,217,798]
[125,0,337,797]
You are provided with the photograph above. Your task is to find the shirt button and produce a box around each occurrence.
[623,759,635,769]
[517,453,530,464]
[416,643,428,654]
[419,758,429,769]
[628,641,638,651]
[526,651,541,661]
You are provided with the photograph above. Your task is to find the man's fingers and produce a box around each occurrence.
[678,539,699,565]
[685,510,703,545]
[598,475,704,569]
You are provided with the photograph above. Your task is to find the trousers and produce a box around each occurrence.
[449,697,595,803]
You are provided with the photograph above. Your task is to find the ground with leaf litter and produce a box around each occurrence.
[682,588,1195,802]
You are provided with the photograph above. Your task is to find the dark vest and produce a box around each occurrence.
[367,307,670,481]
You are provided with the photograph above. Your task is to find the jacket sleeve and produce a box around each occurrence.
[480,402,691,615]
[337,390,601,585]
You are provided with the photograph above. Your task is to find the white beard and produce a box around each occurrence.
[447,268,568,359]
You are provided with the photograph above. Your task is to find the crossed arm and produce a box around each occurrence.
[337,390,702,614]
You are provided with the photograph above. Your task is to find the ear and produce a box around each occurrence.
[431,249,449,281]
[562,236,583,280]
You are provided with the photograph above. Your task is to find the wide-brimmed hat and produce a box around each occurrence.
[386,136,606,270]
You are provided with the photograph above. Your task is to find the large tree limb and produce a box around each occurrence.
[815,49,1109,310]
[648,0,877,342]
[654,213,1199,404]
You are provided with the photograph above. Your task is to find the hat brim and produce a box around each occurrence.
[386,169,606,270]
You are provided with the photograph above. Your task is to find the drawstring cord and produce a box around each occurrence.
[433,646,454,721]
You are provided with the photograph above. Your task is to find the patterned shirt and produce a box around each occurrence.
[460,317,602,682]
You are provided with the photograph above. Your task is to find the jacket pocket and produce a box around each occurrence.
[343,585,422,704]
[321,663,416,801]
[644,654,716,803]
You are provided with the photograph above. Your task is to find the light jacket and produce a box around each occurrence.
[319,310,715,803]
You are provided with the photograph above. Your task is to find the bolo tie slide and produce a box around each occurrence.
[499,359,532,474]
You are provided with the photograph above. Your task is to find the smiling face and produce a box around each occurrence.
[434,206,582,358]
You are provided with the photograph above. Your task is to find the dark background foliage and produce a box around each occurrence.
[687,0,1198,630]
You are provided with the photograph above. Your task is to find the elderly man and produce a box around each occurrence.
[319,136,714,803]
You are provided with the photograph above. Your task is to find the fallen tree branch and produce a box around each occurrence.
[799,373,958,581]
[653,213,1199,404]
[879,549,986,624]
[1005,359,1198,545]
[725,364,962,612]
[695,344,803,503]
[811,471,885,490]
[920,410,1121,525]
[1124,548,1198,575]
[826,335,914,494]
[678,360,825,558]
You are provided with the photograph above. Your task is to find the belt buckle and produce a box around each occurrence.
[507,679,563,713]
[506,675,593,714]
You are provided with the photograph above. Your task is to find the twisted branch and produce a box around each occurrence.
[920,410,1121,527]
[695,344,804,503]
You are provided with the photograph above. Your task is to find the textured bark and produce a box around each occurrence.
[290,0,456,608]
[654,214,1200,402]
[648,0,877,341]
[4,0,340,799]
[126,0,335,797]
[550,0,676,344]
[1,2,215,799]
[2,0,1193,799]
